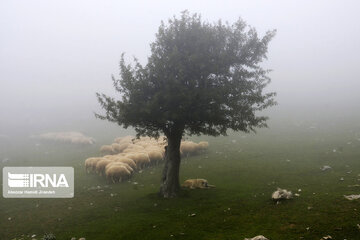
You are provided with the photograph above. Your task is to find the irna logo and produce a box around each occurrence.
[8,172,69,188]
[3,167,74,198]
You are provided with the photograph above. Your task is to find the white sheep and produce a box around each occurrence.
[85,157,104,173]
[197,141,209,151]
[125,153,150,169]
[105,165,132,183]
[100,145,114,155]
[146,149,164,165]
[95,159,114,176]
[113,156,137,170]
[86,135,209,184]
[105,161,134,173]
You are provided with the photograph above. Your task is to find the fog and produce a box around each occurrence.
[1,0,359,135]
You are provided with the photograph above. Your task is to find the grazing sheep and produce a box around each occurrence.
[95,159,114,175]
[105,165,132,183]
[114,156,137,170]
[34,131,95,144]
[146,150,164,164]
[122,144,145,153]
[111,143,123,153]
[181,179,215,189]
[125,153,150,169]
[86,135,209,184]
[197,141,209,151]
[118,143,130,152]
[180,141,198,156]
[100,145,114,155]
[105,161,134,173]
[85,157,104,173]
[115,135,134,144]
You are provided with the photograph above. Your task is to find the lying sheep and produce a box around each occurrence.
[105,165,132,183]
[181,179,215,189]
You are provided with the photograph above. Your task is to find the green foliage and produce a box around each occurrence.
[96,11,276,138]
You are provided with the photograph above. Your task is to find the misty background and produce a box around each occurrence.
[1,0,359,137]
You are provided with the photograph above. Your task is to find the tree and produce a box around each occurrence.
[96,11,276,198]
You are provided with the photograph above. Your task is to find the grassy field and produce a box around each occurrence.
[1,119,360,240]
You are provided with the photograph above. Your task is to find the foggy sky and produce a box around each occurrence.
[1,0,360,132]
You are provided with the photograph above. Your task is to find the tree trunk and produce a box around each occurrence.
[159,132,182,198]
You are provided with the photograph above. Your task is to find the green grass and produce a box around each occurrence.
[1,121,360,240]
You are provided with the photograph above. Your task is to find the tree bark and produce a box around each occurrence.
[159,131,182,198]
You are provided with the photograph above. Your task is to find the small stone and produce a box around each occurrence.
[244,235,269,240]
[344,194,360,200]
[320,235,332,240]
[321,165,331,171]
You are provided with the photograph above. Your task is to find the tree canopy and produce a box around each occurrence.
[96,11,276,139]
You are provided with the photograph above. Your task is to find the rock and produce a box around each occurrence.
[320,165,331,171]
[244,235,269,240]
[320,236,332,240]
[79,238,86,240]
[272,188,293,200]
[344,194,360,200]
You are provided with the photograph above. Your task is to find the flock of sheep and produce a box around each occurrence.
[85,136,209,183]
[33,131,95,145]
